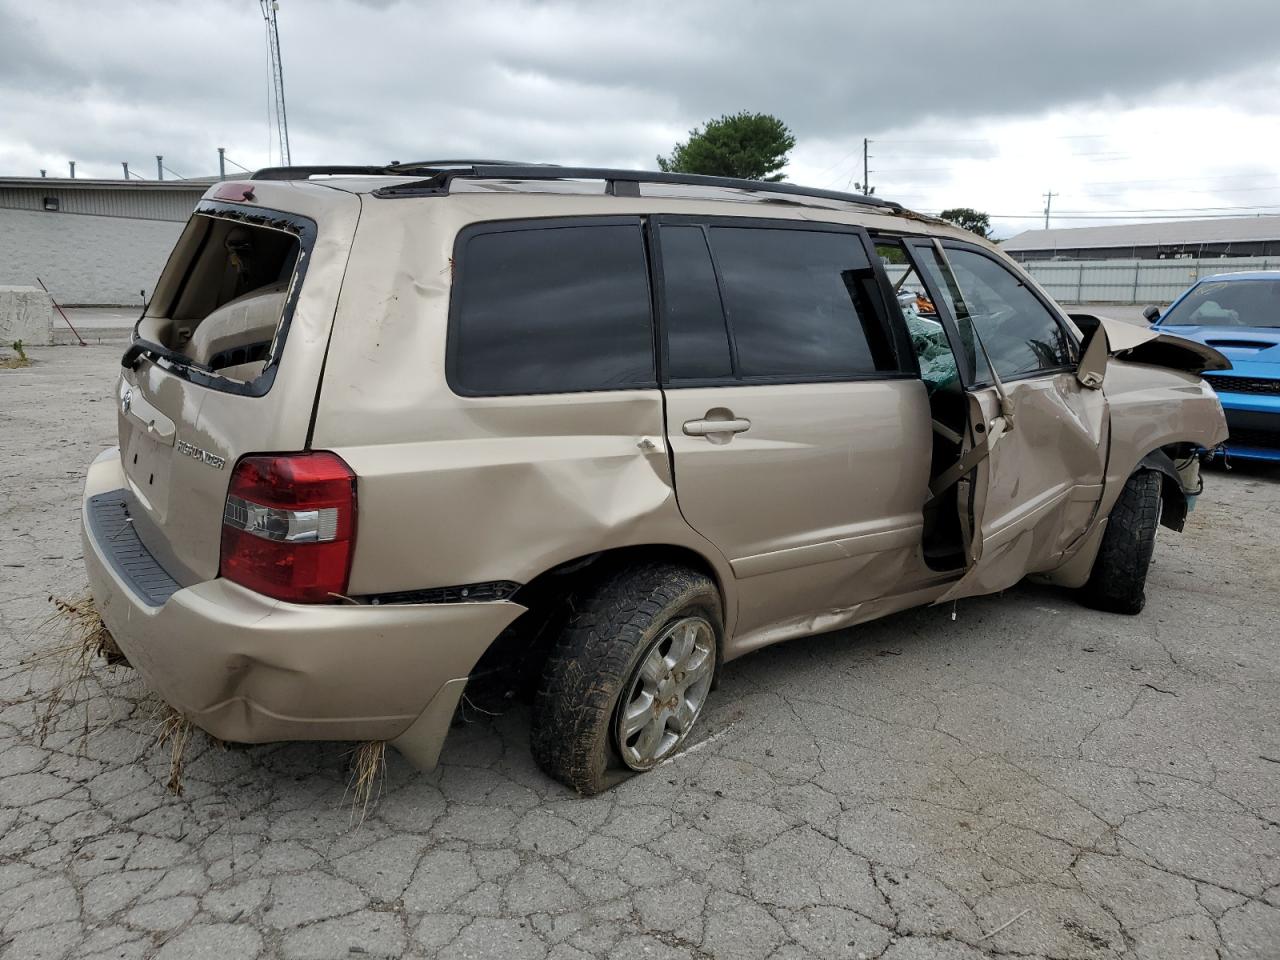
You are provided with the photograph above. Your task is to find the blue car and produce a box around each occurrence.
[1147,271,1280,461]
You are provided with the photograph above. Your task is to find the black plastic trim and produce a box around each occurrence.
[251,165,390,180]
[1138,449,1189,532]
[85,491,181,607]
[362,581,522,605]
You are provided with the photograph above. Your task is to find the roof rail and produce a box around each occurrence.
[250,160,538,181]
[371,164,902,211]
[387,159,540,173]
[251,164,392,180]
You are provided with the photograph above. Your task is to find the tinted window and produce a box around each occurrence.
[709,227,895,378]
[943,247,1074,379]
[451,223,655,395]
[660,226,733,380]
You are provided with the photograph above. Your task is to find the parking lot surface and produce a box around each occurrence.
[2,345,1278,960]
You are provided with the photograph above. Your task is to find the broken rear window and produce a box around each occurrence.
[132,202,314,395]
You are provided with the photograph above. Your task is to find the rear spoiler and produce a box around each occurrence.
[1070,313,1231,375]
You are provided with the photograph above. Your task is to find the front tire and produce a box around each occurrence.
[1080,471,1162,615]
[530,563,721,795]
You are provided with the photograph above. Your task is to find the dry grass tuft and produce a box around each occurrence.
[32,593,128,745]
[152,704,194,795]
[346,740,387,825]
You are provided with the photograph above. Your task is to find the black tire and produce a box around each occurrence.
[530,563,722,795]
[1080,471,1162,615]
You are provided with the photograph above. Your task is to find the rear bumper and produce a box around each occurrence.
[1221,398,1280,461]
[81,448,524,766]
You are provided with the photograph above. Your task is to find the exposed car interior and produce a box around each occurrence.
[875,240,968,572]
[164,216,300,380]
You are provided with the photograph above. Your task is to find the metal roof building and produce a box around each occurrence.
[0,176,214,222]
[1004,215,1280,262]
[0,177,215,305]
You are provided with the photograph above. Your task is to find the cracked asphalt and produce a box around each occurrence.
[2,344,1279,960]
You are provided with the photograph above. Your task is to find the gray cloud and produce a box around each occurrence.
[2,0,1279,193]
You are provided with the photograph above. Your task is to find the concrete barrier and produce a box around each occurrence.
[0,286,54,346]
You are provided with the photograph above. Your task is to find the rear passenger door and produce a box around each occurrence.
[653,217,934,643]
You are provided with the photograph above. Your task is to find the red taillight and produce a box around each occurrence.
[219,452,357,603]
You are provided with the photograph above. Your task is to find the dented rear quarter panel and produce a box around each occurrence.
[307,189,1107,659]
[309,195,739,632]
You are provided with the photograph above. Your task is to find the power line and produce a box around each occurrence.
[871,134,1108,145]
[1081,186,1280,198]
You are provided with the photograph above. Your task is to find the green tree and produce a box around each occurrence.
[657,112,796,181]
[939,207,992,239]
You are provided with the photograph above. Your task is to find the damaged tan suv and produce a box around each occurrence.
[82,162,1229,794]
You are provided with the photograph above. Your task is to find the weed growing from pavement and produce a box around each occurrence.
[1,340,32,368]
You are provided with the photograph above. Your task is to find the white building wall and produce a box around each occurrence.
[0,208,185,306]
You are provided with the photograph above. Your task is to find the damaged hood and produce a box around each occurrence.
[1148,325,1280,367]
[1069,313,1231,374]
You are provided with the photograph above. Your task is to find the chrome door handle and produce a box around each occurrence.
[682,417,751,437]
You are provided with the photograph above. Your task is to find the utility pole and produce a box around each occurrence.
[218,147,226,180]
[1043,191,1057,230]
[854,138,874,196]
[156,155,164,180]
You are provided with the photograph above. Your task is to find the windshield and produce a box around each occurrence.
[1162,278,1280,328]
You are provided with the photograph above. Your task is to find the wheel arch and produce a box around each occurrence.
[1136,446,1190,532]
[463,543,730,708]
[1039,441,1199,589]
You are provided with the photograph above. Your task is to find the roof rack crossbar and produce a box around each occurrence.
[372,164,901,211]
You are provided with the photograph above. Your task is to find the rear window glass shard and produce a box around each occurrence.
[450,221,656,396]
[707,226,898,379]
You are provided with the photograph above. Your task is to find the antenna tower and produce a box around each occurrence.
[261,0,291,165]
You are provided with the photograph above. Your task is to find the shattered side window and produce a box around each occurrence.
[877,242,959,394]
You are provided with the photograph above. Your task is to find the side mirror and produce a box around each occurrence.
[1076,322,1109,389]
[1142,304,1161,324]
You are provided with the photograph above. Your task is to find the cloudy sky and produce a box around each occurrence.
[3,0,1280,238]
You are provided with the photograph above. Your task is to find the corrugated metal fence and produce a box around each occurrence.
[1022,257,1280,305]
